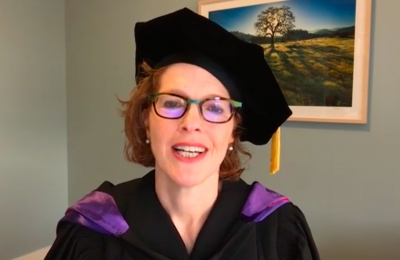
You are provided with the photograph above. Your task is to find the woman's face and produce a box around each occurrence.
[146,63,235,188]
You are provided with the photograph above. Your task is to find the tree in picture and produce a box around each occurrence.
[254,6,295,49]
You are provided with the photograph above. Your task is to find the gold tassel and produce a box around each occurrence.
[270,127,281,174]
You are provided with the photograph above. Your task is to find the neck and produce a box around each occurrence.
[154,172,221,223]
[154,170,221,253]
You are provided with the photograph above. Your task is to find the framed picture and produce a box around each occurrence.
[198,0,372,123]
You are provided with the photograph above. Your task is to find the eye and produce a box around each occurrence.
[157,95,186,109]
[206,104,224,114]
[162,100,183,108]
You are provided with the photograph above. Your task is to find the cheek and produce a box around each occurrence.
[211,124,235,150]
[148,114,161,139]
[148,113,176,144]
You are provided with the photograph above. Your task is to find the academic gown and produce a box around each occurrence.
[45,170,320,260]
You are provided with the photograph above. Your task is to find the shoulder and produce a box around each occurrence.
[258,202,312,236]
[257,203,320,259]
[252,193,320,259]
[59,171,155,237]
[242,181,320,259]
[241,181,310,226]
[89,169,156,212]
[243,181,313,236]
[46,171,154,259]
[270,201,310,226]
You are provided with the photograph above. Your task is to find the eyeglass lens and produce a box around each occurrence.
[154,94,234,123]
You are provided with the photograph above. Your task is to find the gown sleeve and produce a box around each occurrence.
[44,221,105,260]
[275,204,320,260]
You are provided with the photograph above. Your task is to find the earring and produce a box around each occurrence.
[145,139,150,144]
[228,146,233,151]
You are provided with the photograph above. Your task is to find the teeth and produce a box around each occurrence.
[176,151,201,158]
[174,146,206,153]
[173,145,206,158]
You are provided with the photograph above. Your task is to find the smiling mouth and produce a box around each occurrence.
[172,146,207,158]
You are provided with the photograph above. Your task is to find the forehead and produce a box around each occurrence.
[158,63,230,98]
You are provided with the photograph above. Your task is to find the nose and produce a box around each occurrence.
[178,103,203,133]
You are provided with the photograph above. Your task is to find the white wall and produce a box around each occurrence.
[0,0,67,259]
[12,247,50,260]
[65,1,400,259]
[65,0,198,209]
[2,0,399,259]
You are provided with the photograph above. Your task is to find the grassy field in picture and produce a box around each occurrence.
[262,37,355,106]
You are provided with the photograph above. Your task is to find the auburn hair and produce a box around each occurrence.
[119,62,251,181]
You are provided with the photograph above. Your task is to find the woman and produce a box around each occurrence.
[45,8,320,260]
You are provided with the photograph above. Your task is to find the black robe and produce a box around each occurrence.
[45,170,320,259]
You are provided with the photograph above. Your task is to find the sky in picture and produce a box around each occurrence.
[209,0,356,35]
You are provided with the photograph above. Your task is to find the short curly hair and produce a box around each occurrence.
[119,62,251,181]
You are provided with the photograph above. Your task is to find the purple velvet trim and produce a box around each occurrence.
[62,191,129,236]
[62,210,112,235]
[241,182,290,222]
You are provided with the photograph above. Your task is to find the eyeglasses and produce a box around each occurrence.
[147,93,242,123]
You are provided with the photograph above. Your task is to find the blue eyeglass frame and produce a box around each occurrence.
[147,92,242,123]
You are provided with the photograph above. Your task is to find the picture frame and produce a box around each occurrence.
[198,0,372,123]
